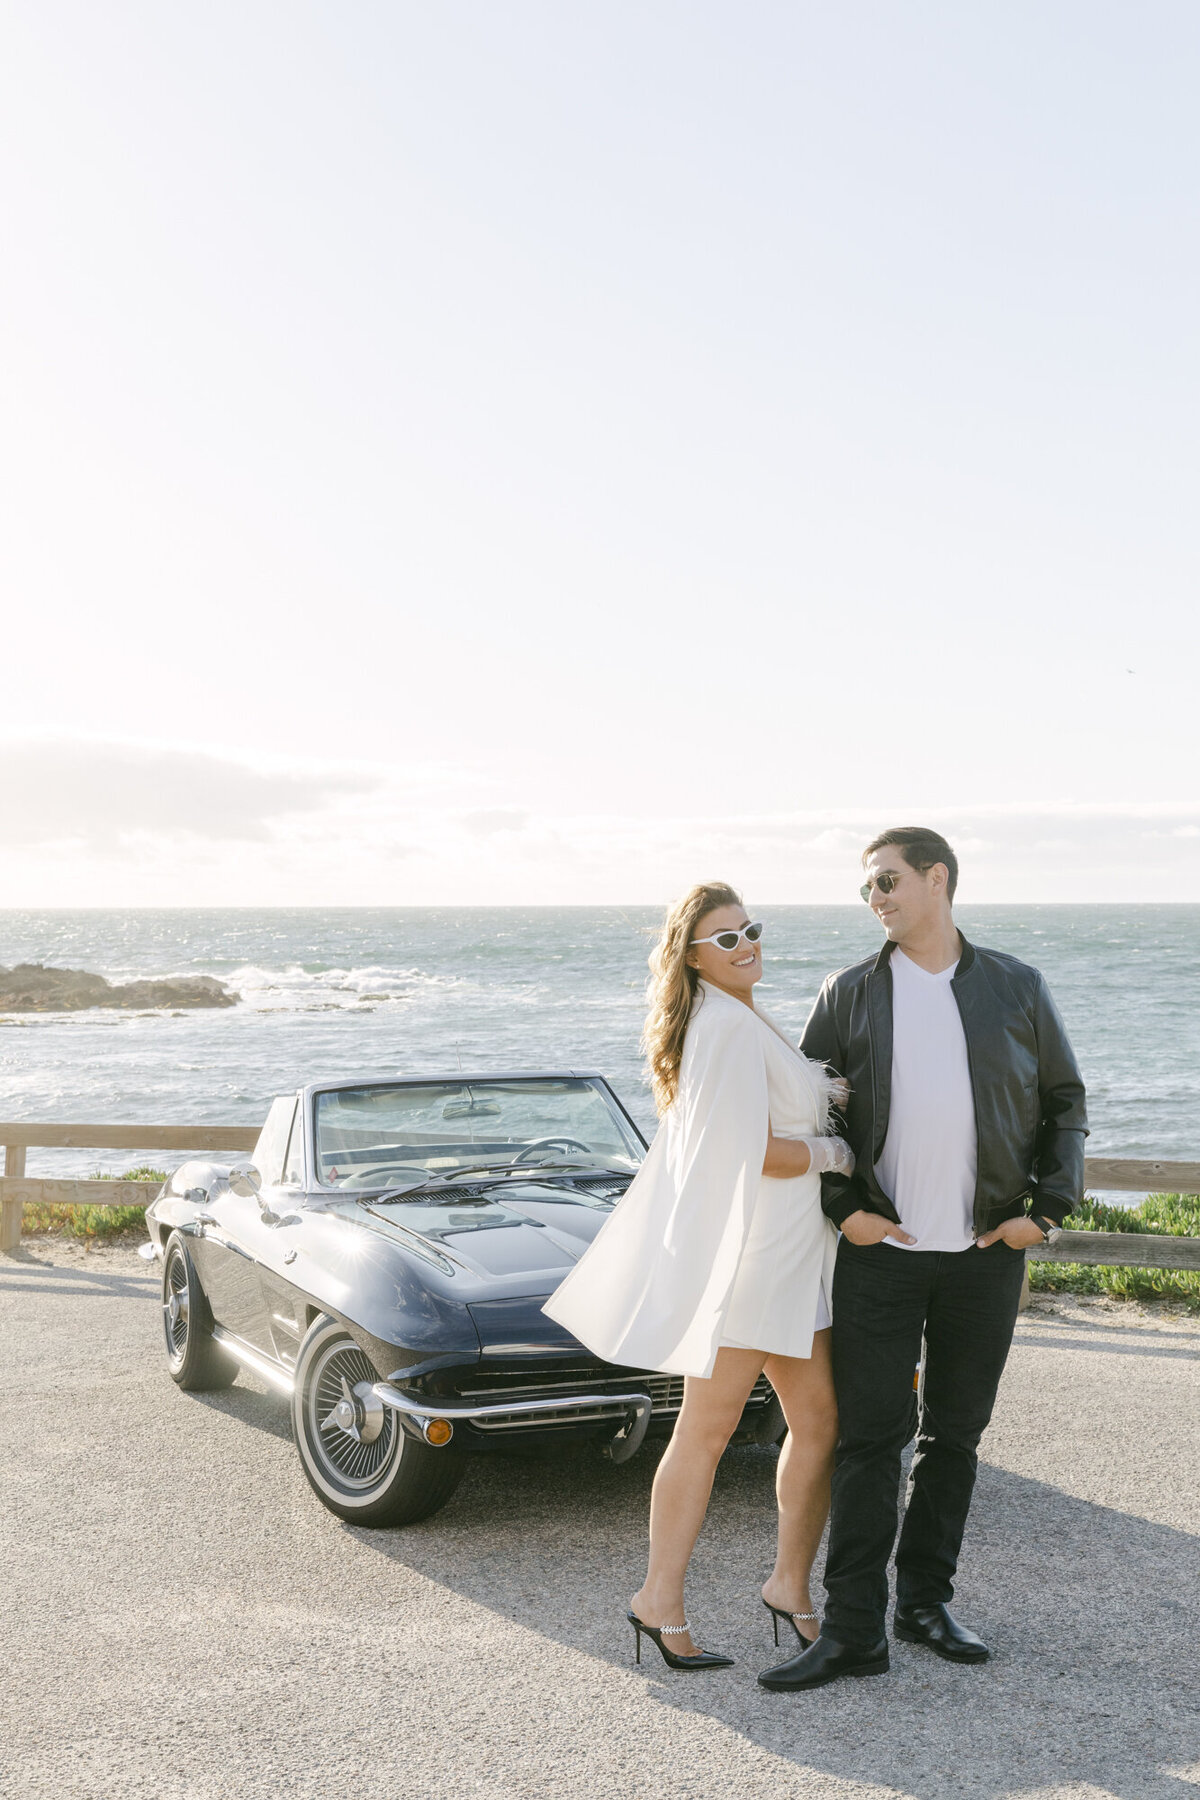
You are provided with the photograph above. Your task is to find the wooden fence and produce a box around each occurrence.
[0,1123,258,1250]
[2,1122,1199,1267]
[1033,1159,1200,1271]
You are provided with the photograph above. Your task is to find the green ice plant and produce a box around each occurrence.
[21,1167,168,1241]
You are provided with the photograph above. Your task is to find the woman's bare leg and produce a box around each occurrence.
[759,1329,838,1641]
[629,1346,763,1655]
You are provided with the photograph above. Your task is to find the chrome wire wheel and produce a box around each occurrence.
[291,1315,465,1526]
[294,1324,403,1506]
[160,1230,237,1391]
[163,1241,192,1369]
[309,1338,399,1490]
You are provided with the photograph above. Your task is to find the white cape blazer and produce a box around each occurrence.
[542,979,838,1378]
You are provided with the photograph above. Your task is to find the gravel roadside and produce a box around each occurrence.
[2,1239,1198,1800]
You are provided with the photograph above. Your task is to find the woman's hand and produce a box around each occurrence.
[762,1133,855,1179]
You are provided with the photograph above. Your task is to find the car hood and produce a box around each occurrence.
[357,1181,617,1286]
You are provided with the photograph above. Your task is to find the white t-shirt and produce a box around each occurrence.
[873,948,977,1252]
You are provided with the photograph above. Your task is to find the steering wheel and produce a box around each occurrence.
[513,1136,594,1164]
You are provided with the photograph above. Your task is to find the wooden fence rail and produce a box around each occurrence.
[2,1124,1199,1263]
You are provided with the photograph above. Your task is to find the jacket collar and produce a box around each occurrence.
[870,930,976,976]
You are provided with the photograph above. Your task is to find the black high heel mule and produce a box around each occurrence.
[763,1599,820,1649]
[626,1612,734,1671]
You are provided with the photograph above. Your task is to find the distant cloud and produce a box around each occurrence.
[1,759,1198,904]
[459,809,531,836]
[0,737,374,846]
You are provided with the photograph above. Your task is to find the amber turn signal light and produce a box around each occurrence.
[424,1418,454,1446]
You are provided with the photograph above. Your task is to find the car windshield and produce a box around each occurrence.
[312,1077,645,1190]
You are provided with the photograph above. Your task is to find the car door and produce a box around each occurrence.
[255,1099,310,1369]
[192,1096,296,1355]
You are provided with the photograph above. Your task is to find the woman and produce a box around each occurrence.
[543,882,852,1671]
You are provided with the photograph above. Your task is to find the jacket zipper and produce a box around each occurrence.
[866,974,901,1223]
[951,975,985,1236]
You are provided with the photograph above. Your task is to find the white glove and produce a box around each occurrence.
[802,1135,856,1178]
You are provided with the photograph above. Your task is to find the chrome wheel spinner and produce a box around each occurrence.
[321,1373,385,1446]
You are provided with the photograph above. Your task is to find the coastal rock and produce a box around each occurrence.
[0,964,240,1012]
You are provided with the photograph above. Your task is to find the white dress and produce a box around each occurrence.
[542,979,838,1378]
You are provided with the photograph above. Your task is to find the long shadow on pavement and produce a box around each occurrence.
[1011,1330,1200,1362]
[0,1249,158,1304]
[346,1434,1200,1800]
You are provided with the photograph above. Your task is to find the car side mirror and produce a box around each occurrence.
[227,1166,262,1199]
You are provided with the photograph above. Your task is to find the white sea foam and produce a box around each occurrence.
[219,962,473,1012]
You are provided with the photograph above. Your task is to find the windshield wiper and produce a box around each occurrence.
[364,1160,637,1204]
[364,1171,463,1204]
[511,1159,635,1176]
[366,1166,530,1203]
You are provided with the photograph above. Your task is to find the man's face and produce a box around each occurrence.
[861,848,945,942]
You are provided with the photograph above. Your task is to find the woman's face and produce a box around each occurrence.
[686,903,762,1002]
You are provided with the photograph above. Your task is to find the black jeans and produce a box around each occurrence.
[822,1237,1026,1649]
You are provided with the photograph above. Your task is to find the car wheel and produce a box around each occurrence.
[162,1231,238,1391]
[291,1315,465,1527]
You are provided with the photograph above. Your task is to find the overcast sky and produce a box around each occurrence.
[2,2,1198,906]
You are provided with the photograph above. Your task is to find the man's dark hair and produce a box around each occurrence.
[863,826,959,903]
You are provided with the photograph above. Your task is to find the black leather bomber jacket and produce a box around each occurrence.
[798,935,1088,1236]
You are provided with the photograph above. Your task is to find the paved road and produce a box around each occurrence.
[2,1240,1198,1800]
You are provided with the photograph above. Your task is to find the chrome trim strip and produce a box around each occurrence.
[373,1382,652,1435]
[211,1326,295,1394]
[454,1370,775,1419]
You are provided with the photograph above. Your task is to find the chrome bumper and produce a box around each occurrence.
[373,1382,654,1463]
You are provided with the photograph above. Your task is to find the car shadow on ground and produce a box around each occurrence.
[347,1436,1200,1800]
[191,1382,294,1443]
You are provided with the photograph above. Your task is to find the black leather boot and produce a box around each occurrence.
[757,1632,889,1691]
[893,1603,989,1662]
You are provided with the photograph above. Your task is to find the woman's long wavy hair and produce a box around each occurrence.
[642,881,743,1115]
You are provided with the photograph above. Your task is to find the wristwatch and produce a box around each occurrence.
[1029,1214,1063,1246]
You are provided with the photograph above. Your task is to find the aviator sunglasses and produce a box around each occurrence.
[690,921,764,951]
[860,871,903,903]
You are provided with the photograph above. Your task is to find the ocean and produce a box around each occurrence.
[1,906,1198,1179]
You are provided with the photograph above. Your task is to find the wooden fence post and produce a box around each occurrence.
[1,1144,26,1251]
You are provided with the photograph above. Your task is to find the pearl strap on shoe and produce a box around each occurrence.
[656,1622,691,1635]
[788,1611,819,1622]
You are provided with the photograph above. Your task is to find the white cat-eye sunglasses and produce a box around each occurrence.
[689,921,764,952]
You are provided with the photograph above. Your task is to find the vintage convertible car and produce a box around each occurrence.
[144,1071,783,1526]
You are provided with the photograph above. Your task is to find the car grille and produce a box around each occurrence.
[455,1370,776,1433]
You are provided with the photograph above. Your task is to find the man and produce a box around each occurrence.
[759,826,1086,1692]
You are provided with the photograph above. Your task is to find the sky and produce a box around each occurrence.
[2,1,1198,906]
